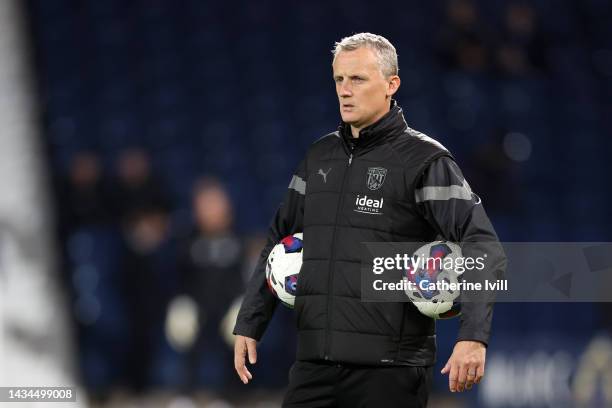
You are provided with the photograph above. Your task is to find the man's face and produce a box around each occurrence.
[194,187,233,234]
[332,47,398,130]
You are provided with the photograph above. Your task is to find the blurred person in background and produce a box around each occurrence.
[233,33,506,407]
[495,2,550,77]
[463,128,520,217]
[110,147,176,392]
[436,0,493,73]
[169,177,245,395]
[58,151,113,237]
[121,202,177,392]
[112,148,170,222]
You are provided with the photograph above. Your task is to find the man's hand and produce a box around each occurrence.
[234,335,257,384]
[441,340,486,392]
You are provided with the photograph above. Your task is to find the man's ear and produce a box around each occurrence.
[387,76,401,96]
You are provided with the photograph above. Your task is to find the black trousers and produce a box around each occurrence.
[282,360,433,408]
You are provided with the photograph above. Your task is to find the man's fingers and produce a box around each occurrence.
[246,339,257,364]
[235,357,252,384]
[234,339,246,367]
[445,341,486,392]
[234,355,247,384]
[475,362,485,384]
[242,367,253,384]
[233,346,247,383]
[237,366,251,384]
[233,344,244,372]
[456,364,468,392]
[441,360,451,374]
[234,337,255,384]
[465,366,477,390]
[449,363,458,392]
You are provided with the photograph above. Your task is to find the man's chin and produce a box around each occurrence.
[340,114,360,125]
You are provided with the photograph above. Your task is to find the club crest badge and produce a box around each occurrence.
[366,167,387,190]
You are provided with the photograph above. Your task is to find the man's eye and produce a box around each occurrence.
[334,78,343,83]
[353,77,364,83]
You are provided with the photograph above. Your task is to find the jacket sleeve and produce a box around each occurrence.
[415,156,506,346]
[233,158,307,341]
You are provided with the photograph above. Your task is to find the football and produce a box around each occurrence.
[265,232,303,308]
[403,241,464,319]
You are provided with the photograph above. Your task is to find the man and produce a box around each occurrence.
[233,33,505,407]
[174,178,245,389]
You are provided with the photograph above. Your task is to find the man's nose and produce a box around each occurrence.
[339,81,352,96]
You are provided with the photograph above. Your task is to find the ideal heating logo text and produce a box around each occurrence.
[354,195,384,215]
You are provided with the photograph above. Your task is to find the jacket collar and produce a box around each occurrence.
[340,99,408,150]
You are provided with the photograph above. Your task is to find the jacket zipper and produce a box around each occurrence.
[324,151,353,360]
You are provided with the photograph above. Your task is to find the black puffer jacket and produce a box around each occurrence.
[234,101,501,366]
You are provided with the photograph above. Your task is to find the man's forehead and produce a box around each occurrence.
[333,48,380,74]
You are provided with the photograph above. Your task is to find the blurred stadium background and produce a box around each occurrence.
[0,0,611,406]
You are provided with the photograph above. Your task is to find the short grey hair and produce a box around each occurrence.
[332,32,398,77]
